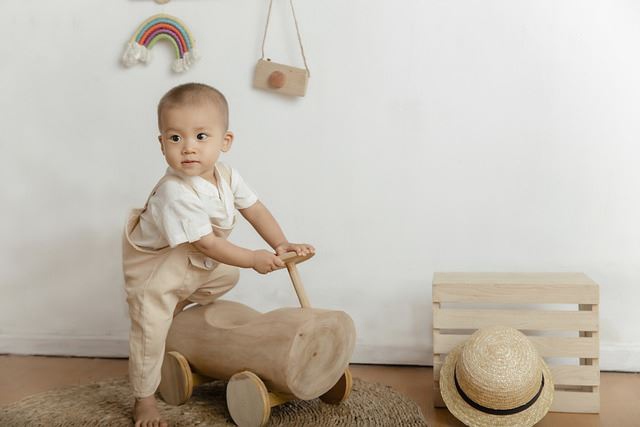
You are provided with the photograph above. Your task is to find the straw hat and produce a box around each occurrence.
[439,325,554,427]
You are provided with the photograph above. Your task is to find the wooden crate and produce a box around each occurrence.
[432,272,600,414]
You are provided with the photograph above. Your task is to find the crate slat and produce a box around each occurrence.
[433,272,597,286]
[551,365,600,386]
[433,384,445,407]
[434,308,598,331]
[433,273,598,304]
[433,283,598,304]
[434,361,441,381]
[434,332,598,358]
[551,390,600,413]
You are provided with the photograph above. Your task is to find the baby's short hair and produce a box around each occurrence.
[157,83,229,130]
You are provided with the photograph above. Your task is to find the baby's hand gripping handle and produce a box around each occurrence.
[278,251,314,266]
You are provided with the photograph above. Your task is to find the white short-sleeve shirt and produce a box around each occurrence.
[131,163,258,249]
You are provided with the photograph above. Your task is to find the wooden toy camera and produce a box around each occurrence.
[253,59,309,97]
[254,0,310,97]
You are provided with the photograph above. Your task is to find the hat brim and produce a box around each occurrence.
[439,343,554,427]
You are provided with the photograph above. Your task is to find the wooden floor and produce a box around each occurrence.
[1,355,639,426]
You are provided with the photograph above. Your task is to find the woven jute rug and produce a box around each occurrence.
[0,376,428,426]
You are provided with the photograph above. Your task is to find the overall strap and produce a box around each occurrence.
[216,162,232,187]
[124,174,182,255]
[213,162,236,231]
[141,175,172,213]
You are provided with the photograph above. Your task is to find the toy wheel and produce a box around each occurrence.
[226,371,271,427]
[320,368,353,404]
[158,351,193,405]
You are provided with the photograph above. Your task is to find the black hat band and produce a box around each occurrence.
[454,365,545,416]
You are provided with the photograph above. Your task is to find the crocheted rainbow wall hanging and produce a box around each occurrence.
[122,14,200,73]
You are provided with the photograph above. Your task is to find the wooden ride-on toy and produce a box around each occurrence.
[158,251,356,427]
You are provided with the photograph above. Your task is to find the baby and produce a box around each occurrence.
[122,82,314,427]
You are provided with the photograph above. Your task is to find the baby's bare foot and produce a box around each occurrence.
[133,395,168,427]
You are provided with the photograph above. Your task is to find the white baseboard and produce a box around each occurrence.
[0,334,129,358]
[2,335,639,372]
[599,342,640,372]
[351,344,431,365]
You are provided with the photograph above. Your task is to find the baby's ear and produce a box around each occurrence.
[222,131,234,152]
[158,135,165,154]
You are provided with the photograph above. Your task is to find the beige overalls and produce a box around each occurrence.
[122,164,239,398]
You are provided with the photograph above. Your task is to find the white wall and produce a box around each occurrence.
[1,1,639,371]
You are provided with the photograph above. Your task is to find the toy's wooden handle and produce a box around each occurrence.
[278,251,314,308]
[278,251,314,265]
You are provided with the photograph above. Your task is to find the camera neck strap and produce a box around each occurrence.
[260,0,310,77]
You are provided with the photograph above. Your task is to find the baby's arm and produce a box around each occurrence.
[193,234,284,274]
[239,201,315,257]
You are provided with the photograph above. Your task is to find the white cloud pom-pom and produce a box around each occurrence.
[121,42,150,67]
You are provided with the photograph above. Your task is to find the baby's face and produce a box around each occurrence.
[158,102,233,182]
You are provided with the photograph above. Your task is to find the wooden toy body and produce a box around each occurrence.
[159,252,355,426]
[166,300,356,400]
